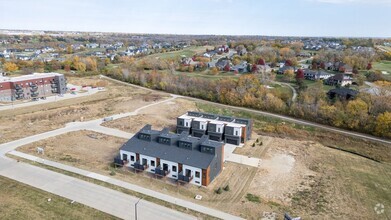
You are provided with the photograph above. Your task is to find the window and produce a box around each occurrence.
[142,158,147,165]
[172,165,177,172]
[122,154,128,161]
[217,127,221,133]
[195,181,200,184]
[195,171,200,178]
[130,155,135,161]
[185,122,189,127]
[201,146,214,154]
[201,125,204,130]
[151,160,155,167]
[235,130,238,136]
[178,141,192,150]
[159,137,171,145]
[139,133,151,141]
[179,121,183,125]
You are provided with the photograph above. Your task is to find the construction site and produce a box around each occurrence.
[2,75,390,219]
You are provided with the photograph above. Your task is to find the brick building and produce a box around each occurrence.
[0,72,67,102]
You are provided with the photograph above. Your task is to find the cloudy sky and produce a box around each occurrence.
[0,0,390,37]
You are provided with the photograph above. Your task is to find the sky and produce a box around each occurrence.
[0,0,390,37]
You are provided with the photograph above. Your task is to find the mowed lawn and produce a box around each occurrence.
[0,176,119,220]
[143,46,212,60]
[373,60,391,73]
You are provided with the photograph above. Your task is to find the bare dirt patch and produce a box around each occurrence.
[0,76,168,144]
[18,131,126,171]
[102,98,197,133]
[15,129,391,219]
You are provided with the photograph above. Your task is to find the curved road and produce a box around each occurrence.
[101,75,391,145]
[0,94,243,220]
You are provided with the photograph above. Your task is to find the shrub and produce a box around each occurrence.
[224,185,230,191]
[245,193,261,203]
[216,187,223,194]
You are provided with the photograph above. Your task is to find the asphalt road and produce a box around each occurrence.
[0,95,244,220]
[102,75,391,145]
[0,157,195,220]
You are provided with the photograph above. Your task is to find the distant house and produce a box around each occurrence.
[203,51,216,58]
[217,45,229,53]
[215,59,230,71]
[236,47,247,56]
[325,73,353,87]
[99,44,111,48]
[323,62,334,70]
[333,62,353,73]
[106,47,117,53]
[327,88,358,100]
[231,61,249,73]
[256,64,272,73]
[86,43,99,49]
[277,66,295,74]
[304,69,334,80]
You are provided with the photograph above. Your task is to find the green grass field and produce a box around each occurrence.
[144,46,212,60]
[0,176,118,220]
[373,60,391,74]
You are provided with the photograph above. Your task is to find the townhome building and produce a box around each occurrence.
[176,111,252,145]
[115,125,224,187]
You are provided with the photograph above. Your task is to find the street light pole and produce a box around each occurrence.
[135,197,142,220]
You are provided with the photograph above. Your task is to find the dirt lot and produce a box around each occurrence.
[17,125,390,219]
[0,75,168,144]
[102,98,197,133]
[5,75,390,219]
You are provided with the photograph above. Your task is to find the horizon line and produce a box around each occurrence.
[1,28,390,40]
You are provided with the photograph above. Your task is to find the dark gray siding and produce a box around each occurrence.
[209,145,223,183]
[54,75,67,94]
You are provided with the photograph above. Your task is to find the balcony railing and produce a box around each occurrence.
[133,161,149,171]
[154,166,170,177]
[178,171,193,183]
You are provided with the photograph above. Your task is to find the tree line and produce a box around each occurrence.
[107,67,391,139]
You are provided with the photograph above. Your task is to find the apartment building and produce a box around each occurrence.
[176,111,252,145]
[0,72,67,102]
[115,125,224,187]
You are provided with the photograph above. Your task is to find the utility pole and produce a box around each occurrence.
[135,197,142,220]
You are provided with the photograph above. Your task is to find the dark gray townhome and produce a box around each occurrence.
[176,111,252,146]
[115,125,224,187]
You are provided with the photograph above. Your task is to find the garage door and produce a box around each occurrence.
[226,138,239,145]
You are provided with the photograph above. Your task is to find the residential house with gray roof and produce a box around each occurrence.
[115,125,224,187]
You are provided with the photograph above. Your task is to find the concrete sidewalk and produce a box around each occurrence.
[9,151,244,220]
[0,157,195,220]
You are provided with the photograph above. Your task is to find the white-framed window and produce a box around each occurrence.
[235,130,238,136]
